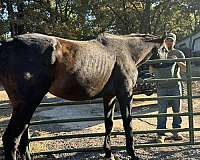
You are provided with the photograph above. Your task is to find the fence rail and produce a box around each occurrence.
[1,57,200,158]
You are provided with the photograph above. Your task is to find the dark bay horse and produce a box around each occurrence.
[0,33,163,160]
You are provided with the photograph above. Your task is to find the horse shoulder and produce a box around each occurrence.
[113,54,138,93]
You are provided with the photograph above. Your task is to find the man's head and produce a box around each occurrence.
[164,32,176,49]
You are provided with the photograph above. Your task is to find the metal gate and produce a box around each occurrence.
[0,57,200,158]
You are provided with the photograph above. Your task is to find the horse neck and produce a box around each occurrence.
[97,35,158,67]
[131,41,156,66]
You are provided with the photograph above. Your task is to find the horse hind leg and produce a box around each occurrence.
[2,86,50,160]
[2,97,45,160]
[18,128,31,160]
[103,95,116,160]
[3,108,31,160]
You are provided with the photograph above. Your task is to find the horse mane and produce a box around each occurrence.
[126,33,163,43]
[97,32,163,45]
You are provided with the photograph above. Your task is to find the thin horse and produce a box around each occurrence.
[0,33,163,160]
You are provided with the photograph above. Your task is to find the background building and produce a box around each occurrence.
[176,31,200,58]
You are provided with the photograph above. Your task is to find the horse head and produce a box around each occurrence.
[124,33,163,67]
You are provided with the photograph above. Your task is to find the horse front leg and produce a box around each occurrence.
[103,95,116,160]
[116,92,139,160]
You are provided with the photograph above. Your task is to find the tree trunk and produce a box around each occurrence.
[6,0,25,37]
[17,2,25,35]
[139,0,151,34]
[6,0,15,37]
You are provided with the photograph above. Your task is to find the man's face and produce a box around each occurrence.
[164,38,175,49]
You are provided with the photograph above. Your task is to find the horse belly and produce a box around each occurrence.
[49,74,105,101]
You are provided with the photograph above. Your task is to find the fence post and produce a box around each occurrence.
[186,59,194,143]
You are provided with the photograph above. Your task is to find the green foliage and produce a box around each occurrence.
[0,0,199,40]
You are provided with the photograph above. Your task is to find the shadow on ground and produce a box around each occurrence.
[32,145,200,160]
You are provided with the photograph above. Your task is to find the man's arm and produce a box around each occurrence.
[177,61,187,72]
[173,50,187,72]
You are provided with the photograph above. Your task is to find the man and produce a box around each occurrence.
[150,33,186,143]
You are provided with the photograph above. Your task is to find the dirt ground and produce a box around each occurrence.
[0,65,200,160]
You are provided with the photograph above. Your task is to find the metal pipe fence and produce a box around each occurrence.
[1,57,200,158]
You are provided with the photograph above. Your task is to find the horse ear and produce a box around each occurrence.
[161,32,168,40]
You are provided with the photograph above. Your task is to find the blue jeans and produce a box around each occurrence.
[157,85,182,135]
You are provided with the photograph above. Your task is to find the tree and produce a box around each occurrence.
[0,0,199,40]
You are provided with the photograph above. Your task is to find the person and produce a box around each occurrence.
[149,33,187,143]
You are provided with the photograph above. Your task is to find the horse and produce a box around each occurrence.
[0,32,163,160]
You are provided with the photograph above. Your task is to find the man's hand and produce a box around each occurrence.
[171,55,177,59]
[171,55,186,72]
[177,62,186,72]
